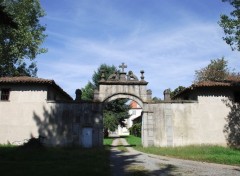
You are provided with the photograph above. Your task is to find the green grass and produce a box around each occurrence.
[0,146,111,176]
[125,135,142,147]
[125,135,240,166]
[103,137,114,146]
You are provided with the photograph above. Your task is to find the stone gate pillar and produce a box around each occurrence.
[142,110,155,147]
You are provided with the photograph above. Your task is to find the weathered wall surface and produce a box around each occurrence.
[143,95,229,147]
[0,87,103,146]
[0,83,231,148]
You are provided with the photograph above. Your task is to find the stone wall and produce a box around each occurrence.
[142,95,229,147]
[0,86,103,146]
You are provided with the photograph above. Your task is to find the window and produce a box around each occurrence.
[0,89,10,101]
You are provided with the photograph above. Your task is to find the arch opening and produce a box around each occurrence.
[103,93,144,108]
[102,93,143,138]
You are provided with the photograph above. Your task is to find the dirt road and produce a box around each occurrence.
[110,137,240,176]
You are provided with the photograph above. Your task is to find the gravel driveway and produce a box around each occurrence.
[110,137,240,176]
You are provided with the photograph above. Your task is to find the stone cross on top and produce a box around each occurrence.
[119,63,127,73]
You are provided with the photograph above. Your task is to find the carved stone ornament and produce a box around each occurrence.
[107,71,119,81]
[127,71,138,81]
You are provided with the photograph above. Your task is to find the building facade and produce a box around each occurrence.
[0,76,103,147]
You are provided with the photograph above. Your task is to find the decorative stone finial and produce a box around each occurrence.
[127,71,138,81]
[119,62,127,73]
[140,70,145,81]
[108,71,119,81]
[147,89,152,100]
[164,89,171,101]
[100,69,105,81]
[75,89,82,101]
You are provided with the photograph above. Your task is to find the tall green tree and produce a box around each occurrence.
[219,0,240,51]
[194,57,232,83]
[0,0,47,77]
[81,81,94,101]
[92,64,117,88]
[81,64,130,136]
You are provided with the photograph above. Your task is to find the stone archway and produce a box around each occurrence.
[93,63,154,147]
[93,63,152,103]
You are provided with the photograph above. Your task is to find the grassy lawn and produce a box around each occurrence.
[125,135,142,147]
[103,137,114,146]
[0,145,110,176]
[125,135,240,166]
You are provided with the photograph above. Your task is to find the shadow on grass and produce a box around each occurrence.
[0,145,111,176]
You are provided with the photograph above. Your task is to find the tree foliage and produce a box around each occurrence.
[0,0,47,77]
[81,81,94,101]
[129,123,141,137]
[81,64,117,100]
[152,97,161,103]
[103,112,119,132]
[170,86,186,98]
[219,0,240,51]
[194,57,232,83]
[0,4,17,27]
[92,64,116,88]
[104,99,130,127]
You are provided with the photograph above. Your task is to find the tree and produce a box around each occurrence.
[194,57,231,83]
[0,0,47,77]
[81,64,117,101]
[152,97,161,103]
[103,112,118,132]
[92,64,116,88]
[81,64,131,137]
[219,0,240,51]
[170,86,186,98]
[129,123,141,137]
[81,82,94,101]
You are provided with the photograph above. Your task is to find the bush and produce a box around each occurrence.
[20,136,45,149]
[129,123,141,137]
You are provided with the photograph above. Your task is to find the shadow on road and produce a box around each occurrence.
[110,139,178,176]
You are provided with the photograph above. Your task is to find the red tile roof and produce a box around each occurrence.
[0,76,73,100]
[0,76,53,84]
[191,81,231,88]
[130,101,138,108]
[173,79,240,99]
[225,75,240,82]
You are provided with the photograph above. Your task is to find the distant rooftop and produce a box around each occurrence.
[173,78,240,99]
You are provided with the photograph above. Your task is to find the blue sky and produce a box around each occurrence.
[38,0,240,99]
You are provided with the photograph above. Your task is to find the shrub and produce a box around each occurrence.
[129,123,141,137]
